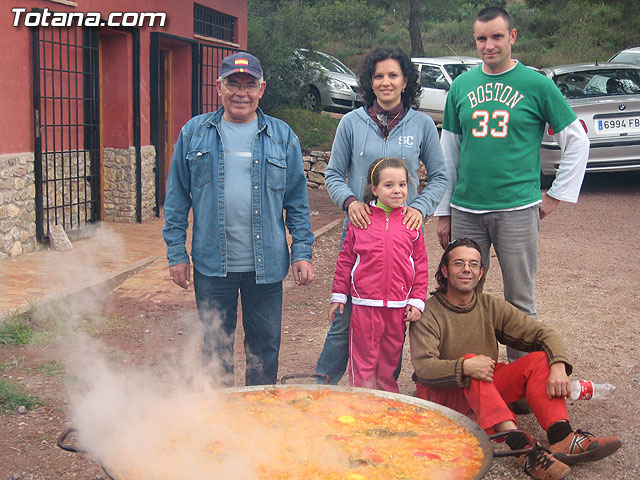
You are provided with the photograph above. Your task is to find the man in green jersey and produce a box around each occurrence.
[434,7,589,374]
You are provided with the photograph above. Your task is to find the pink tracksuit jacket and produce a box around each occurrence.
[331,205,428,312]
[330,204,429,392]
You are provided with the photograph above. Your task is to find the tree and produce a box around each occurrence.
[247,0,384,113]
[247,0,321,112]
[408,0,424,57]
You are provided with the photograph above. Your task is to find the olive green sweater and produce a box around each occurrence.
[409,292,572,389]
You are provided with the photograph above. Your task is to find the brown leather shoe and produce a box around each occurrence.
[549,429,622,465]
[516,443,571,480]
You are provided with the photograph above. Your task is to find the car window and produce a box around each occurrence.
[444,63,480,80]
[552,68,640,98]
[609,52,640,66]
[298,50,355,76]
[420,65,448,90]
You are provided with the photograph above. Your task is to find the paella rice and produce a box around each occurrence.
[109,387,483,480]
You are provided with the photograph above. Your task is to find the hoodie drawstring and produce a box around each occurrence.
[401,121,406,160]
[359,117,370,157]
[359,109,407,159]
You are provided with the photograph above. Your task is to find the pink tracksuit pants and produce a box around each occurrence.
[349,304,406,392]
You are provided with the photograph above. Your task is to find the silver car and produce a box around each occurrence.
[412,56,482,124]
[539,63,640,185]
[295,49,362,113]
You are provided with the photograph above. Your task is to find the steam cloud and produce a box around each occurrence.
[41,225,264,478]
[42,226,343,479]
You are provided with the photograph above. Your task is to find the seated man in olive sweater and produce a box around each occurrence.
[409,238,620,480]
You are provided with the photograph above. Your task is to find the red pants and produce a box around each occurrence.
[349,305,406,392]
[416,352,569,433]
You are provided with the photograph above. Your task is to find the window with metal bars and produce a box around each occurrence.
[32,23,100,240]
[194,4,236,43]
[198,44,239,113]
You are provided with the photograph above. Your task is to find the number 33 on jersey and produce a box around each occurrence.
[467,82,523,138]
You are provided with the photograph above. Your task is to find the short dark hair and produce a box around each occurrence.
[358,47,421,108]
[476,6,513,31]
[363,157,409,204]
[433,238,483,295]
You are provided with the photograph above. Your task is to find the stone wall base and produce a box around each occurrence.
[103,145,156,223]
[303,150,428,192]
[1,145,157,258]
[0,152,37,258]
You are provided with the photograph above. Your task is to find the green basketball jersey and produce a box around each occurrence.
[443,62,576,210]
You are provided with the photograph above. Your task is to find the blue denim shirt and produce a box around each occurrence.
[162,107,314,284]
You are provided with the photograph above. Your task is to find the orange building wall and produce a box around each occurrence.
[0,0,248,153]
[101,30,133,148]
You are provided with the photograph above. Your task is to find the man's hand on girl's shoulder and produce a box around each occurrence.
[402,206,423,231]
[348,201,372,229]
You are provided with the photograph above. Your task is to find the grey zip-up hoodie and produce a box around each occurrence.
[325,106,448,224]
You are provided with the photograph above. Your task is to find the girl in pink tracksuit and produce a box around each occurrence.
[329,157,428,392]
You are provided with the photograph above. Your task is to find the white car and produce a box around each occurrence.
[412,56,482,123]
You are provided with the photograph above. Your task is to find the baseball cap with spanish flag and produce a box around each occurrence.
[219,52,263,79]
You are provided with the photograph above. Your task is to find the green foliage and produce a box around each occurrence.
[314,0,384,41]
[0,311,33,345]
[0,379,41,414]
[0,299,73,345]
[271,107,339,151]
[248,0,386,112]
[0,299,101,346]
[419,0,506,22]
[375,25,409,50]
[248,0,322,112]
[510,0,632,67]
[427,20,476,54]
[249,0,638,74]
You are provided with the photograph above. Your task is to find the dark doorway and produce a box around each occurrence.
[150,33,199,216]
[157,49,172,206]
[150,34,239,215]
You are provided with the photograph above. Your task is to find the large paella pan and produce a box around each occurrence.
[59,382,531,479]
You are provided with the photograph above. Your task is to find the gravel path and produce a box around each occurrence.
[1,171,638,479]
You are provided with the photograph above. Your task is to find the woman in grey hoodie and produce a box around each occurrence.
[315,47,448,385]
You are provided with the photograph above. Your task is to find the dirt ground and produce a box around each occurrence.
[1,171,639,480]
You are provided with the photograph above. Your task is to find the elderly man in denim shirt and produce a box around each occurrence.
[162,52,315,386]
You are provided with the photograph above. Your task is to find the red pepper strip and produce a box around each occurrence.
[413,451,442,460]
[361,446,384,463]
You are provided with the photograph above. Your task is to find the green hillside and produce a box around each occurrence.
[249,0,639,112]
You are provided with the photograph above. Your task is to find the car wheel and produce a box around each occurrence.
[301,87,321,112]
[540,172,554,189]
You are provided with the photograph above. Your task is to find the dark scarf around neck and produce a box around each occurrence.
[369,100,404,139]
